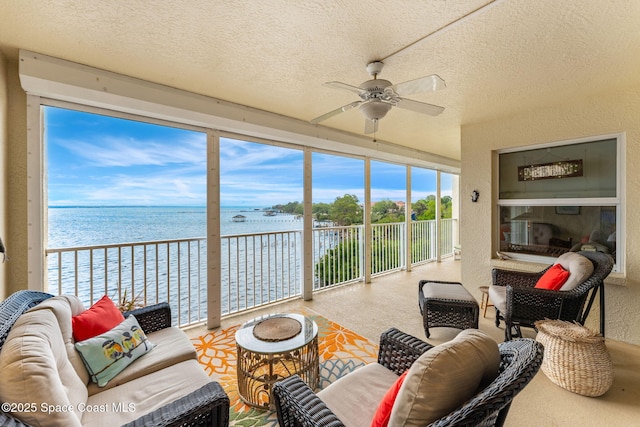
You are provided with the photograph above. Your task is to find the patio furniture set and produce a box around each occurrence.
[0,249,613,426]
[270,249,614,425]
[0,290,229,427]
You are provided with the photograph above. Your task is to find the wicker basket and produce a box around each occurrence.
[535,319,613,397]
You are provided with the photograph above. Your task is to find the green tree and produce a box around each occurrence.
[330,194,362,226]
[412,199,428,218]
[411,195,453,220]
[441,195,452,219]
[420,195,437,220]
[312,202,331,222]
[371,199,399,223]
[272,201,304,215]
[315,236,360,286]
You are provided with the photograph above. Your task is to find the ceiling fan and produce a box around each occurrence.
[311,61,446,134]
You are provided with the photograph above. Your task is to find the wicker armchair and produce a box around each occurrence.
[0,290,229,427]
[273,328,543,427]
[490,251,614,340]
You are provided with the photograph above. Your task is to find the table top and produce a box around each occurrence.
[235,313,318,354]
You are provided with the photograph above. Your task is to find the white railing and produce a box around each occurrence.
[371,222,406,276]
[412,219,437,265]
[222,230,302,315]
[46,219,456,326]
[313,225,364,289]
[47,238,207,328]
[440,218,456,257]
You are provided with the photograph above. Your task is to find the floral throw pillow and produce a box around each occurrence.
[75,315,155,387]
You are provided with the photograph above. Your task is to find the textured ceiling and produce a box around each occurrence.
[1,0,640,161]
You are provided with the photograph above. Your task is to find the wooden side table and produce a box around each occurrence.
[479,285,493,318]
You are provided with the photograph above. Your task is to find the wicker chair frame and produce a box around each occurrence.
[491,251,614,340]
[0,291,229,427]
[273,328,543,427]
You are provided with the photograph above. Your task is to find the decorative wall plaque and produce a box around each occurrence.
[518,159,583,181]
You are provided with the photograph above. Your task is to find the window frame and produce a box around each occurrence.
[496,133,625,273]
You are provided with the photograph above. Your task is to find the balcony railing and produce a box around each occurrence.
[222,231,302,315]
[47,238,208,328]
[313,225,364,289]
[46,219,456,327]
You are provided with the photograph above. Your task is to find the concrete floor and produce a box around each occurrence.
[186,259,640,426]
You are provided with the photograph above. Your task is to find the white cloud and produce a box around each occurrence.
[55,133,206,167]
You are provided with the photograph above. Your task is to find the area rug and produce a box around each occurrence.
[192,309,378,426]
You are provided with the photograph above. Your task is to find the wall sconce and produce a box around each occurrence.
[0,236,7,262]
[471,190,479,203]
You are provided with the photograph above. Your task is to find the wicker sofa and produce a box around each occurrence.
[0,290,229,427]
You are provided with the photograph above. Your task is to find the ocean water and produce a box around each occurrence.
[47,206,309,323]
[48,206,303,248]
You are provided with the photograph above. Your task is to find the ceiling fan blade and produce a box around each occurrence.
[393,74,446,96]
[324,81,366,95]
[364,118,378,134]
[310,101,362,124]
[396,98,445,116]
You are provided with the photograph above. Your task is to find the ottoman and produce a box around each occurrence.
[418,280,479,338]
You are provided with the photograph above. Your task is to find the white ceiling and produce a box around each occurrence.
[1,0,640,161]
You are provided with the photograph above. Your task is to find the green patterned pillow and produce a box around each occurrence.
[74,315,155,387]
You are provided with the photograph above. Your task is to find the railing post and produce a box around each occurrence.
[207,130,222,329]
[364,158,372,283]
[406,165,412,271]
[436,171,442,261]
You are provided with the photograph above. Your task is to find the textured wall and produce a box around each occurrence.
[5,59,28,297]
[461,84,640,345]
[0,53,6,299]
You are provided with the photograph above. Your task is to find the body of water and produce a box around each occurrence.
[47,206,313,323]
[48,206,303,248]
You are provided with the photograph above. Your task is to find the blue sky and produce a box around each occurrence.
[46,106,452,207]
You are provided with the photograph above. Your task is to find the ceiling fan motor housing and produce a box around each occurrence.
[359,78,393,96]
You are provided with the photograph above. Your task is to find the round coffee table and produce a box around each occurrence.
[235,313,319,409]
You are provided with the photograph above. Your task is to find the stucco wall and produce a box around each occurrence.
[0,52,6,300]
[5,59,28,297]
[461,84,640,345]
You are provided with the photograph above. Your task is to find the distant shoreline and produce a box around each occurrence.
[48,205,264,209]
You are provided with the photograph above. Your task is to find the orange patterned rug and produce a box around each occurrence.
[192,309,378,426]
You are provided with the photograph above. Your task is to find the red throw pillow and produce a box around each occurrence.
[534,264,570,291]
[72,295,125,341]
[370,370,409,427]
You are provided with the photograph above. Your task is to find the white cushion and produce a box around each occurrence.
[317,363,398,427]
[0,309,87,426]
[554,252,594,291]
[27,295,90,384]
[389,329,500,427]
[82,359,213,427]
[488,285,506,312]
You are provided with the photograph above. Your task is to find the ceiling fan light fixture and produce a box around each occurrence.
[359,100,392,121]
